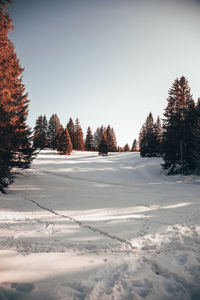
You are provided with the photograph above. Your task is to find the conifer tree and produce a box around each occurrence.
[154,116,162,155]
[48,114,61,149]
[131,139,139,152]
[93,127,101,151]
[0,0,34,192]
[57,127,72,155]
[33,115,48,149]
[85,126,94,151]
[139,113,157,157]
[74,118,84,150]
[106,125,117,152]
[123,143,130,152]
[162,76,195,174]
[67,117,75,149]
[190,99,200,173]
[99,132,108,155]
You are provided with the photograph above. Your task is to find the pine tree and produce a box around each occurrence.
[73,118,84,150]
[106,125,117,152]
[67,117,75,149]
[123,143,130,152]
[154,116,162,156]
[0,1,34,192]
[139,113,157,157]
[190,99,200,173]
[162,76,195,174]
[48,114,61,149]
[33,115,48,149]
[93,127,102,151]
[85,126,94,151]
[131,139,139,152]
[57,127,72,155]
[99,132,108,155]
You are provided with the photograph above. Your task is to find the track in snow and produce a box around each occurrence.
[25,196,136,250]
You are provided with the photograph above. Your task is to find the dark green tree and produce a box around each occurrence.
[99,132,108,156]
[85,126,94,151]
[131,139,139,152]
[33,115,48,149]
[139,112,157,157]
[162,76,195,174]
[48,114,61,149]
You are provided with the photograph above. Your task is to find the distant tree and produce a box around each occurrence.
[48,114,61,149]
[154,116,162,155]
[0,0,34,192]
[162,76,195,174]
[33,115,48,149]
[93,127,101,151]
[99,132,109,156]
[57,127,72,155]
[106,125,117,152]
[67,117,75,149]
[131,139,139,152]
[123,143,130,152]
[74,118,84,150]
[139,112,157,157]
[117,146,123,152]
[85,126,94,151]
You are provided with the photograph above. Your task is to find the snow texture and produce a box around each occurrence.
[0,150,200,299]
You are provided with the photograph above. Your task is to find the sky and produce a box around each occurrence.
[9,0,200,147]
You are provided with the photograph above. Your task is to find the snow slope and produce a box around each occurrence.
[0,150,200,300]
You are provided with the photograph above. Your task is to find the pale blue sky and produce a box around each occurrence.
[10,0,200,146]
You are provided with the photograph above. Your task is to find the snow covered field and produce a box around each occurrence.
[0,150,200,300]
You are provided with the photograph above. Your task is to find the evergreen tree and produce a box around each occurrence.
[154,116,162,155]
[106,125,117,152]
[48,114,61,149]
[99,132,108,155]
[57,127,72,155]
[93,127,101,151]
[139,113,157,157]
[85,126,94,151]
[162,76,195,174]
[33,115,48,149]
[190,99,200,173]
[117,146,123,152]
[131,139,139,152]
[123,143,130,152]
[67,117,75,149]
[74,118,84,150]
[0,1,34,192]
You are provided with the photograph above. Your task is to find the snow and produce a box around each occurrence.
[0,150,200,299]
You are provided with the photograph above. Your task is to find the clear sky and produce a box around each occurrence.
[9,0,200,147]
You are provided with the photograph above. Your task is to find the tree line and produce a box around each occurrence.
[139,76,200,175]
[32,114,139,155]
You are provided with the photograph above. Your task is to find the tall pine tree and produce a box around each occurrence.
[0,0,34,192]
[48,114,61,149]
[73,118,85,150]
[162,76,195,174]
[67,117,75,149]
[57,127,72,155]
[85,126,94,151]
[33,115,48,149]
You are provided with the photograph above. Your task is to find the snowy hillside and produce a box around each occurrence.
[0,150,200,300]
